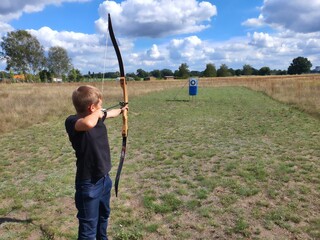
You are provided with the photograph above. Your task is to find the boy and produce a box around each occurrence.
[65,85,127,240]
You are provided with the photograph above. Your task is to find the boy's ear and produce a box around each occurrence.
[88,104,95,113]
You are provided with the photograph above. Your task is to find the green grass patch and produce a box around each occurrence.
[0,86,319,239]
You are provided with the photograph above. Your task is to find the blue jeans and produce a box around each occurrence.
[75,175,112,240]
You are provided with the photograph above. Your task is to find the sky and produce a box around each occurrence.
[0,0,320,74]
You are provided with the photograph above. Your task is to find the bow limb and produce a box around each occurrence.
[108,13,128,197]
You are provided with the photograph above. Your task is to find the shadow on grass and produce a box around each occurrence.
[165,99,190,102]
[0,217,32,225]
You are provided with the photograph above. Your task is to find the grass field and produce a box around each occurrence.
[0,77,319,239]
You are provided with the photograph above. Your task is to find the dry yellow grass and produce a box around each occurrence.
[0,74,319,134]
[199,74,320,117]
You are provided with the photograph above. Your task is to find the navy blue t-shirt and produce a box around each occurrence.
[65,114,111,182]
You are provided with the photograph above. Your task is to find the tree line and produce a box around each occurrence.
[85,57,314,81]
[0,30,316,82]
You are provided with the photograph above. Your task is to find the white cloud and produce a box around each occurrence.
[243,0,320,33]
[27,26,129,73]
[242,14,264,28]
[21,26,320,73]
[0,22,13,37]
[124,44,166,70]
[235,0,320,70]
[166,36,210,70]
[249,32,278,48]
[147,44,161,59]
[145,29,320,71]
[29,27,100,52]
[95,0,217,37]
[262,0,320,33]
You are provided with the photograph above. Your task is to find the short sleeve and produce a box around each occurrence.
[65,115,79,139]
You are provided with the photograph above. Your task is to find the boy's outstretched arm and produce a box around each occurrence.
[106,105,128,119]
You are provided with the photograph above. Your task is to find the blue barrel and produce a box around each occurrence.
[189,78,198,96]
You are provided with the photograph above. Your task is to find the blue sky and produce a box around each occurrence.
[1,0,320,74]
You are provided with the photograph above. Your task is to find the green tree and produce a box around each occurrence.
[176,63,190,78]
[47,46,72,77]
[190,70,201,77]
[287,56,312,74]
[242,64,253,75]
[235,69,242,76]
[259,66,271,75]
[39,69,52,82]
[217,64,230,77]
[203,63,217,77]
[126,72,140,81]
[272,69,287,75]
[228,68,235,76]
[9,70,14,81]
[136,69,149,79]
[0,71,5,80]
[150,69,161,78]
[160,69,173,77]
[68,68,82,82]
[0,30,45,76]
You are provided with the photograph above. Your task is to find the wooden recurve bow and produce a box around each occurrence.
[108,13,128,197]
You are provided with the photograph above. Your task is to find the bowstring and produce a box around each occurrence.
[101,26,110,95]
[101,24,121,111]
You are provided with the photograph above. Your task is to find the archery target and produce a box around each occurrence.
[189,78,198,96]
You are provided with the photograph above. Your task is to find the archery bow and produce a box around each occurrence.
[108,13,128,197]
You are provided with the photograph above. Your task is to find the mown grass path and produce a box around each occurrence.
[0,87,319,239]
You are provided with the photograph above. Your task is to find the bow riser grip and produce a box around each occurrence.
[122,110,128,137]
[120,77,128,138]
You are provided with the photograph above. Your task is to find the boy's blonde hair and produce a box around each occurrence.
[72,85,102,114]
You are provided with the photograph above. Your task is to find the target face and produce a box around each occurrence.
[189,78,198,96]
[189,79,198,86]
